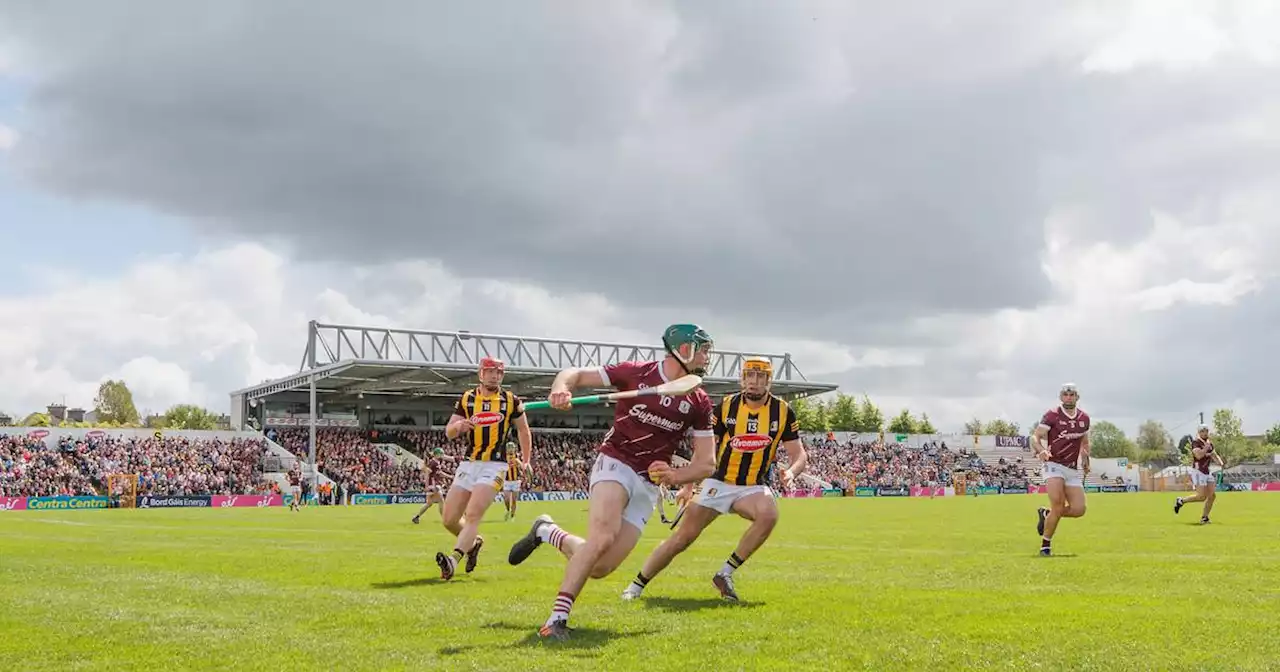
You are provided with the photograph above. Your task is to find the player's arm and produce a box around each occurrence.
[550,367,608,394]
[781,439,808,479]
[512,399,534,466]
[1032,419,1051,461]
[1212,449,1225,468]
[669,432,716,485]
[444,413,472,440]
[1078,434,1091,472]
[779,408,807,483]
[444,396,472,440]
[1192,444,1206,459]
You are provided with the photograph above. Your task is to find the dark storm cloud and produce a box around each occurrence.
[0,0,1118,339]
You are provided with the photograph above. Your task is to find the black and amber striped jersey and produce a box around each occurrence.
[453,388,524,462]
[712,393,801,486]
[506,455,523,482]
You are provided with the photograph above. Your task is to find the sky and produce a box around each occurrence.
[0,1,1278,436]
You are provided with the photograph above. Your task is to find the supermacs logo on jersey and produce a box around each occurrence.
[627,404,685,432]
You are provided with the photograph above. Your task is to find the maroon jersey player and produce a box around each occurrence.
[1175,424,1224,524]
[507,323,718,641]
[1032,383,1091,557]
[410,449,454,525]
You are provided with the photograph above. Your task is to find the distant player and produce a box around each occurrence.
[506,324,718,640]
[1175,424,1224,524]
[1033,383,1091,557]
[434,358,533,580]
[288,470,302,512]
[411,449,451,524]
[502,442,529,521]
[622,357,808,602]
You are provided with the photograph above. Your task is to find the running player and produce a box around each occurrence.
[622,357,808,602]
[411,449,451,524]
[434,357,533,580]
[1175,424,1224,524]
[506,324,718,640]
[502,442,528,521]
[288,468,302,512]
[1033,383,1091,556]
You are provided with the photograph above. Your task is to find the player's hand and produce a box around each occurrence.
[548,387,573,411]
[522,462,533,477]
[647,460,673,486]
[453,418,475,435]
[780,469,795,490]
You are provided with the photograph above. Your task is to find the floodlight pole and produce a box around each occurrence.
[309,374,318,494]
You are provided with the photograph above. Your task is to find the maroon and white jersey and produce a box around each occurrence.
[1037,406,1091,468]
[1192,438,1215,474]
[595,360,715,476]
[425,458,451,486]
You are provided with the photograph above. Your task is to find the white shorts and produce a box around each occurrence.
[502,480,522,493]
[451,460,506,493]
[589,454,659,531]
[694,478,774,514]
[1189,470,1214,488]
[1043,462,1083,488]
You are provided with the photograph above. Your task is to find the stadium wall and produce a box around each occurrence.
[7,482,1280,511]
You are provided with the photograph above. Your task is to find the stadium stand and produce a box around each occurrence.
[1,432,274,497]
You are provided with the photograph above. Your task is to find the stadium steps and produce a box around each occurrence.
[262,434,335,487]
[374,443,424,468]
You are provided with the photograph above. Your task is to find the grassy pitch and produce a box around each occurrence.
[2,492,1278,671]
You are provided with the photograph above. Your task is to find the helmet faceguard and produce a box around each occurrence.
[662,324,714,376]
[479,357,505,391]
[741,357,773,402]
[1059,383,1078,410]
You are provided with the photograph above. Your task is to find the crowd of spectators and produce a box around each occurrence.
[1,435,98,497]
[3,420,1037,500]
[371,428,602,493]
[1,433,272,497]
[277,428,421,495]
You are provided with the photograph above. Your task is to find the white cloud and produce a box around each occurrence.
[1,221,1277,435]
[109,357,198,415]
[1076,0,1280,72]
[0,123,16,151]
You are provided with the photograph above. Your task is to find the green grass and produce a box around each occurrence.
[1,493,1278,671]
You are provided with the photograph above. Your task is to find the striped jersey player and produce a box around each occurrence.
[433,357,532,580]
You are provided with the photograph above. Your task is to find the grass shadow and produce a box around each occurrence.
[1037,553,1078,558]
[642,596,764,612]
[371,574,490,589]
[462,621,657,652]
[370,577,441,589]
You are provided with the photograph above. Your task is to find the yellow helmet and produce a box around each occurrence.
[741,357,773,379]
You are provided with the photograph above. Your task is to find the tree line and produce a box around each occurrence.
[791,392,1029,436]
[5,380,224,431]
[1088,409,1280,469]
